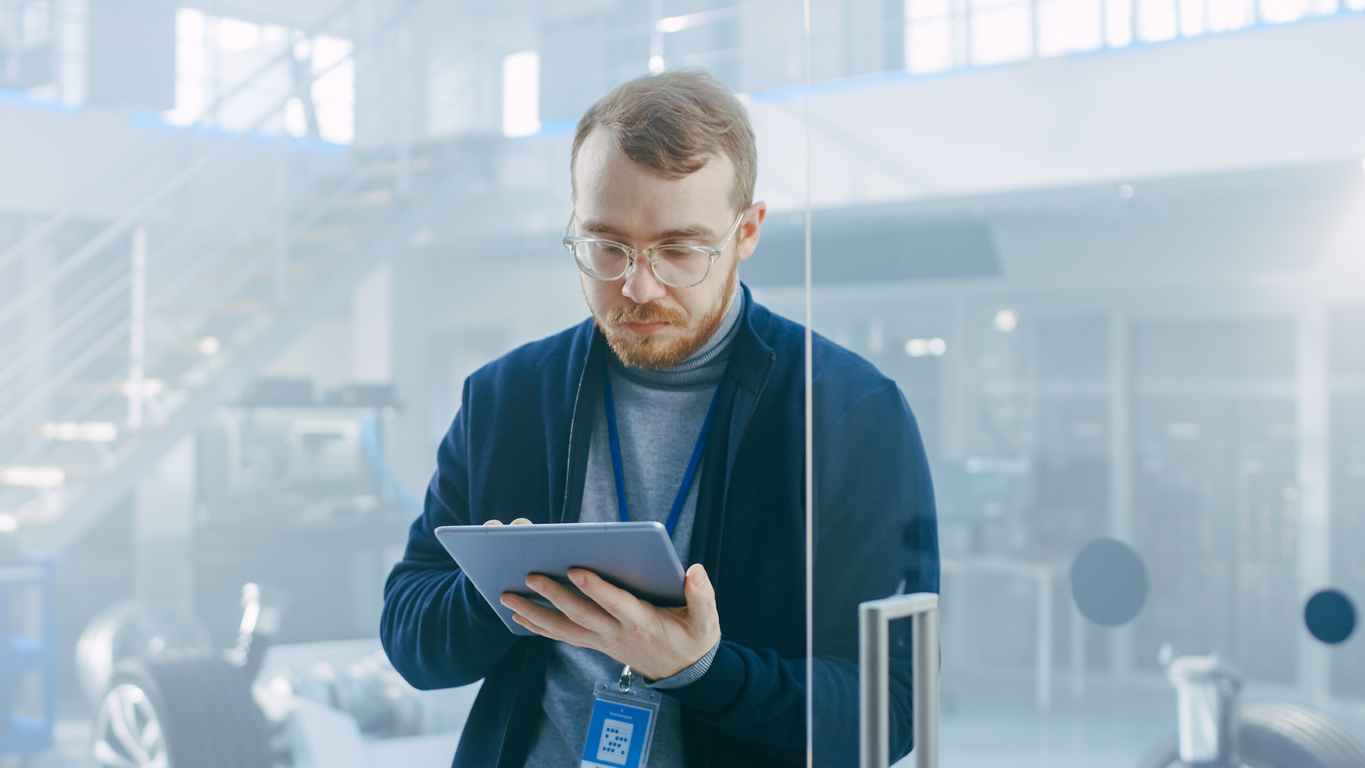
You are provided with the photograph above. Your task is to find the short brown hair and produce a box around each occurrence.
[571,68,757,214]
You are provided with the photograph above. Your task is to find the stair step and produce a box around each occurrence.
[11,134,477,550]
[291,226,362,244]
[192,261,349,284]
[312,156,433,186]
[328,186,395,208]
[58,379,169,396]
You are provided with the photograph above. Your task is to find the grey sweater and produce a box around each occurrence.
[523,291,743,767]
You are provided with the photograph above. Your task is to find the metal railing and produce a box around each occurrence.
[0,0,421,421]
[0,0,358,280]
[0,0,430,533]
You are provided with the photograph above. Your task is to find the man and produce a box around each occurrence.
[381,68,938,767]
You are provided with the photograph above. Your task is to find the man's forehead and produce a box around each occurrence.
[573,127,735,215]
[578,218,718,241]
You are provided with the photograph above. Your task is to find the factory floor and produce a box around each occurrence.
[919,667,1174,768]
[8,670,1365,768]
[920,666,1365,768]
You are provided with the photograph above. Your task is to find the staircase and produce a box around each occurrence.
[0,0,504,553]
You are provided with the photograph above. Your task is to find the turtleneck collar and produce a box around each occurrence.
[608,284,744,390]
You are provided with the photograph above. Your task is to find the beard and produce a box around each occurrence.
[594,264,738,369]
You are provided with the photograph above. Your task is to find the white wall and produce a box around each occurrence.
[747,14,1365,212]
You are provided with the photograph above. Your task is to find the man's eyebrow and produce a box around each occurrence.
[579,220,717,241]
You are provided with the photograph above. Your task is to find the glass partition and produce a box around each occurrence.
[11,0,1365,766]
[800,6,1365,768]
[6,2,818,766]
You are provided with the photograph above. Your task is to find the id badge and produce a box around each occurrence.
[579,679,661,768]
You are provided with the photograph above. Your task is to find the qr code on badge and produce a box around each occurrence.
[595,718,634,765]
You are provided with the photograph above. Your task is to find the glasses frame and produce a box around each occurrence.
[562,211,746,288]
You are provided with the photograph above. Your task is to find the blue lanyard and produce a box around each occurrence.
[602,370,721,535]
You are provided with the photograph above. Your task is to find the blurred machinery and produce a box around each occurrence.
[885,308,1310,687]
[191,379,413,647]
[1131,318,1300,683]
[0,554,56,758]
[1138,646,1365,768]
[81,583,475,768]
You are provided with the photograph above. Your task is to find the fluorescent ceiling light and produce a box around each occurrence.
[906,338,946,357]
[656,7,740,34]
[994,309,1018,333]
[42,422,118,442]
[2,466,65,488]
[121,379,165,397]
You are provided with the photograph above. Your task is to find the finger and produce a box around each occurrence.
[500,592,589,640]
[511,612,567,642]
[569,569,649,626]
[527,575,616,634]
[511,518,532,525]
[483,519,503,526]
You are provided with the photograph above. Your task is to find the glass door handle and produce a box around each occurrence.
[859,593,939,768]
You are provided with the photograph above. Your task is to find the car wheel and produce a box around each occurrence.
[1136,702,1365,768]
[91,656,272,768]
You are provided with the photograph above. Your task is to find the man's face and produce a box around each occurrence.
[571,127,765,369]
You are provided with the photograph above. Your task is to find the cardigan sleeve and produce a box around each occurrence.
[380,380,524,690]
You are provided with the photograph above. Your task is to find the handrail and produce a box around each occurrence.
[0,0,425,332]
[154,157,384,331]
[0,271,129,393]
[0,143,172,277]
[0,145,402,440]
[0,0,430,452]
[0,165,278,393]
[25,158,484,550]
[0,317,131,436]
[0,0,358,278]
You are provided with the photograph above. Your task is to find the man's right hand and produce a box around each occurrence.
[483,518,533,526]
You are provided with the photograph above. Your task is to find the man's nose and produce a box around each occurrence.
[621,256,667,305]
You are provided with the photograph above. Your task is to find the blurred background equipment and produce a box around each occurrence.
[85,583,477,768]
[0,554,56,757]
[1138,647,1365,768]
[74,599,212,704]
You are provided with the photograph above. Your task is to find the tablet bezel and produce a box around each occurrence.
[434,521,687,636]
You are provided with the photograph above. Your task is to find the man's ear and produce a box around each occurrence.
[736,202,767,262]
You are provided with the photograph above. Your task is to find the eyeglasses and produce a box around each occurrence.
[562,212,745,288]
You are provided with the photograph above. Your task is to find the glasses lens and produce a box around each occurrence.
[574,241,629,279]
[652,246,710,287]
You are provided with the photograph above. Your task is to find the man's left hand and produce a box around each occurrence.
[500,563,720,681]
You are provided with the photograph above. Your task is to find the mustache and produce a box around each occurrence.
[605,302,687,327]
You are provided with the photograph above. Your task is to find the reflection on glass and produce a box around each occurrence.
[803,5,1365,767]
[8,1,1365,767]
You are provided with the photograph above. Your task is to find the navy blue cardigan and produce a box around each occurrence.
[381,286,939,767]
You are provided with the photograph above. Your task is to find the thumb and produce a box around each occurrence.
[684,563,715,611]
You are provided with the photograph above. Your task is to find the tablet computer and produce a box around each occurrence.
[434,521,687,636]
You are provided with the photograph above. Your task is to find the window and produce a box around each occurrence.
[165,9,354,145]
